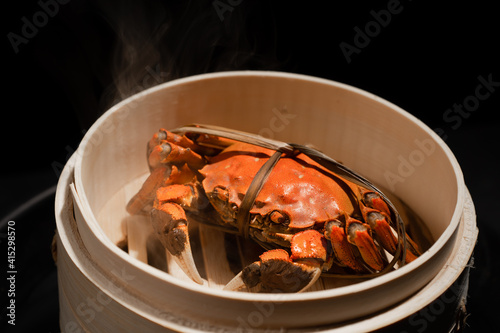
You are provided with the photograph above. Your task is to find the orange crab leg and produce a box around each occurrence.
[151,201,203,284]
[156,184,197,208]
[365,210,398,254]
[148,129,217,157]
[290,229,327,263]
[361,190,421,264]
[126,165,197,215]
[346,218,385,271]
[148,129,191,152]
[402,237,421,263]
[325,220,365,272]
[126,166,170,215]
[364,209,420,264]
[148,181,211,285]
[165,164,198,186]
[361,190,391,216]
[191,133,237,150]
[148,141,205,170]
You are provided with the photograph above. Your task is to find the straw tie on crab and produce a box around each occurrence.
[127,124,421,293]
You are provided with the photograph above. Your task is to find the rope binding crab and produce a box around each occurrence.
[170,123,408,278]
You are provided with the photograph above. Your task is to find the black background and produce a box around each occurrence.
[2,0,499,332]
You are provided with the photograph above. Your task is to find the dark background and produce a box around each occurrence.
[1,0,498,332]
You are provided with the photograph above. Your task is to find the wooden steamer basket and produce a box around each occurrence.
[54,71,477,332]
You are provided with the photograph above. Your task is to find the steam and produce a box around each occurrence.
[86,0,283,279]
[95,0,280,106]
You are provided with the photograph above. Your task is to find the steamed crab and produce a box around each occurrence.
[127,124,421,293]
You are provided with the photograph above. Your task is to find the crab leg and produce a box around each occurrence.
[346,217,385,271]
[324,220,366,272]
[151,182,212,284]
[126,166,170,215]
[361,190,392,216]
[365,207,421,262]
[148,129,217,158]
[325,217,385,272]
[151,202,203,284]
[150,182,209,284]
[362,191,421,263]
[224,230,324,293]
[126,164,197,215]
[148,140,206,170]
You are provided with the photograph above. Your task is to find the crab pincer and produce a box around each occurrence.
[151,199,204,284]
[224,230,325,293]
[149,178,212,284]
[127,129,210,284]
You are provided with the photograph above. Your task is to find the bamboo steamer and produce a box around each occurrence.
[54,71,477,332]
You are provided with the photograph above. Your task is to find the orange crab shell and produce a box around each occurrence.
[199,142,357,229]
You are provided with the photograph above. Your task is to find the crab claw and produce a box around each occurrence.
[224,249,322,293]
[151,202,203,284]
[225,230,326,293]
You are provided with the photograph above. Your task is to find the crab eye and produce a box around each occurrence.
[212,186,229,201]
[269,210,289,225]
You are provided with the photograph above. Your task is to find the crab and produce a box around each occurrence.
[126,124,421,293]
